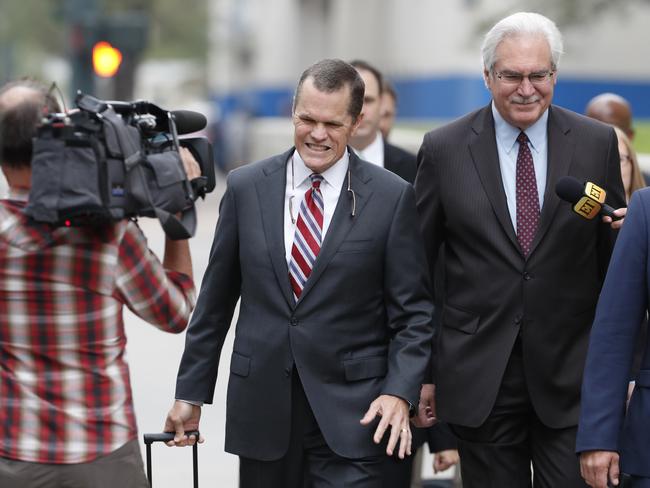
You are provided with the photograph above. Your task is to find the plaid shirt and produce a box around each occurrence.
[0,199,196,464]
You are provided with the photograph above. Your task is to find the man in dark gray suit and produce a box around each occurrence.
[163,59,433,488]
[415,12,626,488]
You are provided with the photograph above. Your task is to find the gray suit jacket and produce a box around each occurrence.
[176,148,433,460]
[415,104,625,428]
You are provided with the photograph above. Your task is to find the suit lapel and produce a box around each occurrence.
[529,106,574,256]
[255,148,295,309]
[297,151,372,304]
[468,106,519,251]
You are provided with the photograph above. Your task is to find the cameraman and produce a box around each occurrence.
[0,79,198,487]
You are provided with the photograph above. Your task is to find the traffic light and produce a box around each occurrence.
[64,3,148,99]
[92,41,122,77]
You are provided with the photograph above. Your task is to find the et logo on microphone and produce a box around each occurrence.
[574,182,606,219]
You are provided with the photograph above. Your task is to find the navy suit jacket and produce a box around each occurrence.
[577,187,650,478]
[175,148,433,461]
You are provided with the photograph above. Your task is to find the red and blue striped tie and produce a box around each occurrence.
[289,173,324,301]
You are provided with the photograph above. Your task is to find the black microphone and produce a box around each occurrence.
[169,110,207,135]
[555,176,620,220]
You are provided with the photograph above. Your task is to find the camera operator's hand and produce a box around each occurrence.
[180,146,201,180]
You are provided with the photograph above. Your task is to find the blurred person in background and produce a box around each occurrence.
[586,93,649,186]
[163,59,434,488]
[349,60,416,184]
[415,12,626,488]
[380,80,398,140]
[347,59,459,487]
[614,126,645,203]
[0,78,198,488]
[586,93,635,141]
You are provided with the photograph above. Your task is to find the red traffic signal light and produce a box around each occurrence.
[92,41,122,77]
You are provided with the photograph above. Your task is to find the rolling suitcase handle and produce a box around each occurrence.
[143,430,200,488]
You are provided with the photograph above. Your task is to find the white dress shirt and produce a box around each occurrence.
[284,149,349,265]
[492,102,549,230]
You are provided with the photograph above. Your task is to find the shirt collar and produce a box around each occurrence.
[291,148,349,191]
[491,102,549,154]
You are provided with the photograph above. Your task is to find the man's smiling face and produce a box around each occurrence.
[293,77,361,173]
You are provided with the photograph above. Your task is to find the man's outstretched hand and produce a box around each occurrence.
[360,394,412,459]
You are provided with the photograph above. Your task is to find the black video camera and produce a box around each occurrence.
[25,92,216,239]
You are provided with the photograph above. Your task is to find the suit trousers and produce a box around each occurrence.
[0,440,148,488]
[239,369,384,488]
[450,338,587,488]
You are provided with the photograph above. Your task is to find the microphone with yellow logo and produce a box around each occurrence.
[555,176,621,220]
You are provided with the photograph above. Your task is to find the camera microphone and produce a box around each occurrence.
[170,110,207,135]
[555,176,620,220]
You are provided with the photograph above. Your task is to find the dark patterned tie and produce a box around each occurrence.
[289,173,324,301]
[516,132,539,257]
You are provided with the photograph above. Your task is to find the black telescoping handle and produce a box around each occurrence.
[144,431,199,488]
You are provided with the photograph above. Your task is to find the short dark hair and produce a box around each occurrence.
[349,59,384,96]
[0,78,61,168]
[292,59,365,121]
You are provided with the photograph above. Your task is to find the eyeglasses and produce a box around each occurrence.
[494,70,555,85]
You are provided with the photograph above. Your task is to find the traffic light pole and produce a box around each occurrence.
[64,0,100,98]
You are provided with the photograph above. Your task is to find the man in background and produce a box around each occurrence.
[349,60,417,184]
[0,79,198,487]
[586,92,635,141]
[380,80,398,140]
[586,92,650,188]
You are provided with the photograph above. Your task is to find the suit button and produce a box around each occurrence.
[284,368,291,377]
[515,314,523,326]
[523,272,532,281]
[290,317,298,326]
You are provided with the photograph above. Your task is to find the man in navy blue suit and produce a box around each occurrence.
[577,188,650,488]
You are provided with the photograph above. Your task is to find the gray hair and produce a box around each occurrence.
[481,12,564,72]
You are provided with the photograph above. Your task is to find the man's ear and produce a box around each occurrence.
[483,69,492,90]
[350,113,364,136]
